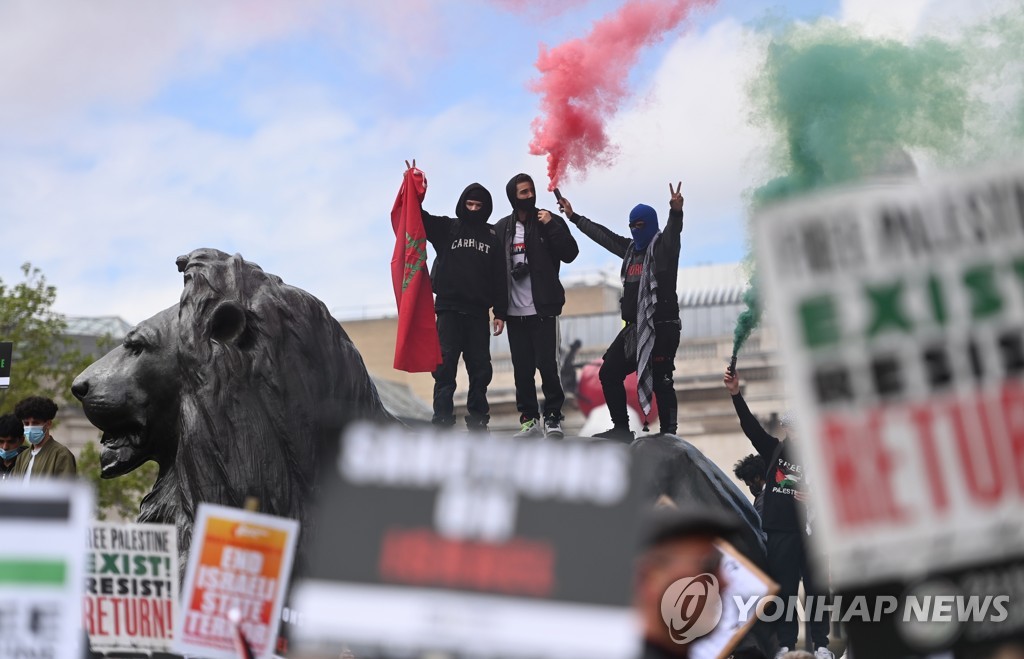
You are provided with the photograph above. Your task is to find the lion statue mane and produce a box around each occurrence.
[73,248,395,567]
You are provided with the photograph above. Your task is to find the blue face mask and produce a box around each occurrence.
[0,447,20,461]
[24,426,45,445]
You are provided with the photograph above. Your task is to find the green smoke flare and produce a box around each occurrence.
[732,271,760,357]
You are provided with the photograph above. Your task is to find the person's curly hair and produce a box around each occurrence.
[0,414,23,439]
[14,396,58,422]
[733,453,767,482]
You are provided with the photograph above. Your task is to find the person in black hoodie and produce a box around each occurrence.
[558,183,684,441]
[420,174,507,431]
[492,173,579,438]
[724,368,833,659]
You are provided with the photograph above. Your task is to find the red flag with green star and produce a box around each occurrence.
[390,167,442,372]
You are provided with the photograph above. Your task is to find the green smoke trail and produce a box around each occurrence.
[732,16,989,356]
[750,24,970,206]
[732,269,760,358]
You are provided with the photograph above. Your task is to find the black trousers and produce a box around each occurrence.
[432,311,492,427]
[599,320,680,433]
[505,315,564,419]
[765,530,830,649]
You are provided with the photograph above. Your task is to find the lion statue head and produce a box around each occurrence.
[73,248,395,565]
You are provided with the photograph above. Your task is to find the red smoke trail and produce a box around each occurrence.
[529,0,717,190]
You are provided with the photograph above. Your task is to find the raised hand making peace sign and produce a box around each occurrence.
[669,181,684,211]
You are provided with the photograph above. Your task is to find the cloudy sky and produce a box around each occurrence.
[0,0,998,324]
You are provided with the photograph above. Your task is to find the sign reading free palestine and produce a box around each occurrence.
[755,163,1024,588]
[84,522,178,653]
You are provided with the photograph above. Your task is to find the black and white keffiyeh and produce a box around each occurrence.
[624,233,661,421]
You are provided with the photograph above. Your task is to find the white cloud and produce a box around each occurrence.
[0,0,442,130]
[840,0,931,40]
[915,0,1018,36]
[0,83,531,324]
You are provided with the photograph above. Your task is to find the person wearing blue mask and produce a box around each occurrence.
[0,414,25,480]
[559,183,684,441]
[12,396,76,482]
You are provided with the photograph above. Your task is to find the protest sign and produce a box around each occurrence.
[292,423,645,659]
[756,163,1024,587]
[0,342,11,387]
[173,503,298,659]
[756,164,1024,656]
[84,522,177,652]
[688,541,777,659]
[0,481,92,659]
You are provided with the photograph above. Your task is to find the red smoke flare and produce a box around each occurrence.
[528,0,717,190]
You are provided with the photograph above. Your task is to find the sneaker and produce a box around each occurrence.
[814,648,835,659]
[513,417,543,438]
[465,415,489,433]
[773,648,790,659]
[544,414,564,439]
[592,426,635,442]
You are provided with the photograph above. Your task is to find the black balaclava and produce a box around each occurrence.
[456,183,493,223]
[506,173,536,214]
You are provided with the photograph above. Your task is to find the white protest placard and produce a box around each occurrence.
[174,503,299,659]
[84,522,178,652]
[688,541,777,659]
[755,163,1024,587]
[0,481,92,659]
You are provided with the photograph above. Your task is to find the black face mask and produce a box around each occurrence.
[514,195,536,212]
[462,205,488,223]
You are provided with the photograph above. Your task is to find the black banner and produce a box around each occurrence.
[307,428,642,604]
[295,424,646,657]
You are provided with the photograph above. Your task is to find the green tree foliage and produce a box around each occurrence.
[78,442,159,521]
[0,263,93,412]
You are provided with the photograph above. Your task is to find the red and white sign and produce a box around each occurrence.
[84,522,178,653]
[173,504,299,659]
[756,164,1024,587]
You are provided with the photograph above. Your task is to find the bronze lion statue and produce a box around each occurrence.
[72,248,395,566]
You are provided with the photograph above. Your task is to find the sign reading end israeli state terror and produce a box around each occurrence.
[173,503,298,659]
[292,423,644,659]
[755,163,1024,588]
[85,522,178,653]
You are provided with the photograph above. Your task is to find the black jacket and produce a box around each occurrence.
[732,392,806,533]
[423,183,507,319]
[493,176,579,318]
[568,208,683,322]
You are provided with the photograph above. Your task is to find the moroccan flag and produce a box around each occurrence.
[390,167,442,372]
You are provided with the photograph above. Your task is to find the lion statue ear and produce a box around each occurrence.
[210,301,247,344]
